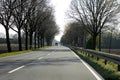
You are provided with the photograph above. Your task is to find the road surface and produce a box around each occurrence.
[0,46,104,80]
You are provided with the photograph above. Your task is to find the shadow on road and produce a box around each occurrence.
[35,49,71,52]
[27,57,81,68]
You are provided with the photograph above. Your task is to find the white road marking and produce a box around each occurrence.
[71,51,104,80]
[38,57,44,60]
[47,53,51,56]
[8,65,25,73]
[7,50,54,74]
[38,53,51,60]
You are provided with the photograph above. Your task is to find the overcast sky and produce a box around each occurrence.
[52,0,120,41]
[0,0,120,41]
[0,0,72,41]
[50,0,72,41]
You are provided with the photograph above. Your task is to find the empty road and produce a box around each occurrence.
[0,46,104,80]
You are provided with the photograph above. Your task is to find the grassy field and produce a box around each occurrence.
[71,48,120,80]
[0,44,24,53]
[0,44,49,54]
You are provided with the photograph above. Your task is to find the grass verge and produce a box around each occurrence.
[71,47,120,80]
[0,50,32,58]
[0,46,50,58]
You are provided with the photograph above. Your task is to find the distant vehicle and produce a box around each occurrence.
[52,40,60,46]
[55,43,58,46]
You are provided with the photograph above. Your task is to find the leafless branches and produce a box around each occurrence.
[68,0,120,49]
[0,0,59,51]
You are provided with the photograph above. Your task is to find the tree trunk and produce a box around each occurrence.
[42,37,44,47]
[81,38,84,47]
[42,34,45,47]
[41,38,44,47]
[40,36,42,47]
[109,33,112,53]
[92,34,97,50]
[40,35,44,47]
[43,37,45,47]
[5,28,11,52]
[25,29,28,50]
[46,39,50,46]
[29,31,33,49]
[83,35,87,49]
[34,32,37,49]
[37,35,40,48]
[18,29,22,51]
[99,32,101,51]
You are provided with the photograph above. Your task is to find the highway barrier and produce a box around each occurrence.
[73,47,120,71]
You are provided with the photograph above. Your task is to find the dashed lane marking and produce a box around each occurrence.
[8,65,25,74]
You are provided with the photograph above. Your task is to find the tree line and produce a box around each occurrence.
[61,22,87,47]
[61,0,120,50]
[0,0,59,52]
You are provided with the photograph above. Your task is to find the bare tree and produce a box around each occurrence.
[11,0,28,51]
[35,6,53,47]
[107,21,118,53]
[61,22,87,47]
[0,0,58,52]
[0,0,17,52]
[27,0,49,49]
[69,0,120,49]
[44,16,59,46]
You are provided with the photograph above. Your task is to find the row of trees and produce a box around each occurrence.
[0,0,59,52]
[61,21,120,50]
[61,22,87,47]
[61,0,120,50]
[102,32,120,51]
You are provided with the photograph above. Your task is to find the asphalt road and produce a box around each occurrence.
[0,46,104,80]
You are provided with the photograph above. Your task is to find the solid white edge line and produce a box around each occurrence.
[8,65,25,74]
[71,51,104,80]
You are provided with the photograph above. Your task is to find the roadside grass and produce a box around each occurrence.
[0,50,32,58]
[71,48,120,80]
[0,46,50,58]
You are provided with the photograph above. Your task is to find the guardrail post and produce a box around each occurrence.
[74,47,120,71]
[104,60,107,65]
[118,65,120,71]
[97,57,99,61]
[91,55,94,58]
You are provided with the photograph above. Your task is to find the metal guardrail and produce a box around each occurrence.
[73,47,120,71]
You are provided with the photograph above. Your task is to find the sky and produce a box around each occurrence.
[50,0,72,41]
[0,0,119,41]
[0,0,72,41]
[52,0,120,41]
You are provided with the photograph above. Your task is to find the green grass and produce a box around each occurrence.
[0,46,50,58]
[71,48,120,80]
[0,50,32,58]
